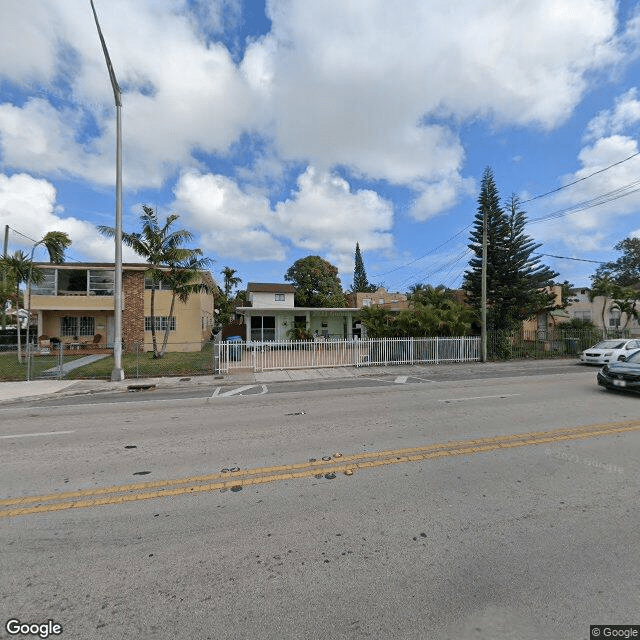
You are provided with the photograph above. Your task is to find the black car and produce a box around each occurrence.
[597,349,640,392]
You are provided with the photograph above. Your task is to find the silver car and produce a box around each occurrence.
[579,339,640,365]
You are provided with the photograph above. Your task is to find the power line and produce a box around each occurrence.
[521,151,640,204]
[528,179,640,224]
[6,226,83,263]
[538,253,606,264]
[374,149,640,286]
[372,224,471,279]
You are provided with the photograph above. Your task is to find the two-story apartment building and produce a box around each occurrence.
[236,283,360,341]
[566,287,640,335]
[27,262,217,352]
[345,287,409,311]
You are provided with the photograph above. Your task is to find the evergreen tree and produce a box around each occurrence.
[352,242,376,292]
[463,168,558,331]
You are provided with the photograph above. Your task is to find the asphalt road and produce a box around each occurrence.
[19,359,582,407]
[1,365,638,640]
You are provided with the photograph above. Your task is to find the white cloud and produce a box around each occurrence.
[271,167,393,274]
[534,133,640,255]
[410,175,476,222]
[173,170,284,261]
[0,172,119,261]
[0,0,625,211]
[173,167,394,275]
[585,88,640,140]
[0,0,260,189]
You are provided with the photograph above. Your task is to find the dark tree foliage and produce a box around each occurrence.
[284,255,347,307]
[594,237,640,286]
[463,168,558,331]
[352,242,377,292]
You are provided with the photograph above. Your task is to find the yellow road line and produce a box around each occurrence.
[2,420,638,518]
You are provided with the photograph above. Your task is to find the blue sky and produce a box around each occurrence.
[2,0,640,292]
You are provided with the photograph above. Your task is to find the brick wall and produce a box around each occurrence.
[122,270,145,349]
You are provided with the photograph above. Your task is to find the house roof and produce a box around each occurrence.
[247,282,296,293]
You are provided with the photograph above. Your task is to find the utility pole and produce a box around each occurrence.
[481,205,487,362]
[90,0,124,381]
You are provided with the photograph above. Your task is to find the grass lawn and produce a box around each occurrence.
[0,343,216,381]
[0,353,86,381]
[65,343,216,379]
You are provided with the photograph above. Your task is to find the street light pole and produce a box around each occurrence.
[90,0,124,381]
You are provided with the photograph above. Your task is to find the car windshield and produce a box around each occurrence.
[593,340,626,349]
[623,350,640,363]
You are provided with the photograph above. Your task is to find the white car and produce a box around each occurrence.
[579,339,640,365]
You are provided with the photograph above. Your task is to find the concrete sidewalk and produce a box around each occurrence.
[0,358,581,405]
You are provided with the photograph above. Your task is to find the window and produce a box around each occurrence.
[145,316,176,331]
[362,298,372,307]
[89,270,114,296]
[57,269,88,293]
[250,315,275,341]
[31,269,56,295]
[60,316,95,337]
[573,311,592,322]
[275,293,285,301]
[144,277,172,291]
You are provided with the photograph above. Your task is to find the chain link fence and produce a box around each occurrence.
[0,327,624,381]
[487,327,605,360]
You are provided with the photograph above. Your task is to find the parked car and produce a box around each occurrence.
[597,349,640,393]
[579,339,640,365]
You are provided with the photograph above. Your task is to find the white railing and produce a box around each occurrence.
[217,336,480,373]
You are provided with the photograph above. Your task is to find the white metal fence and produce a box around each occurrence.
[217,336,481,373]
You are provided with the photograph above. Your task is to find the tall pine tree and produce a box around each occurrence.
[463,168,558,331]
[353,242,376,292]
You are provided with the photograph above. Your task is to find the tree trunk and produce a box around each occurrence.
[158,293,177,357]
[150,286,159,358]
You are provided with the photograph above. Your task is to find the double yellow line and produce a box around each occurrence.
[2,420,638,518]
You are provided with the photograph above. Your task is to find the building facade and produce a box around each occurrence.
[236,283,359,341]
[28,263,217,352]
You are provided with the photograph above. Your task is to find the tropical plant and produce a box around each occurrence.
[1,251,43,361]
[407,284,455,308]
[609,287,639,331]
[221,266,242,297]
[157,255,213,356]
[594,236,640,286]
[99,205,206,358]
[589,274,619,336]
[41,231,72,264]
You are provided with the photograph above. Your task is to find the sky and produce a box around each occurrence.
[1,0,640,293]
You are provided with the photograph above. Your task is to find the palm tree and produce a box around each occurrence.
[157,255,213,356]
[589,275,619,337]
[99,205,205,357]
[221,266,241,297]
[1,251,43,362]
[42,231,72,264]
[609,288,638,333]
